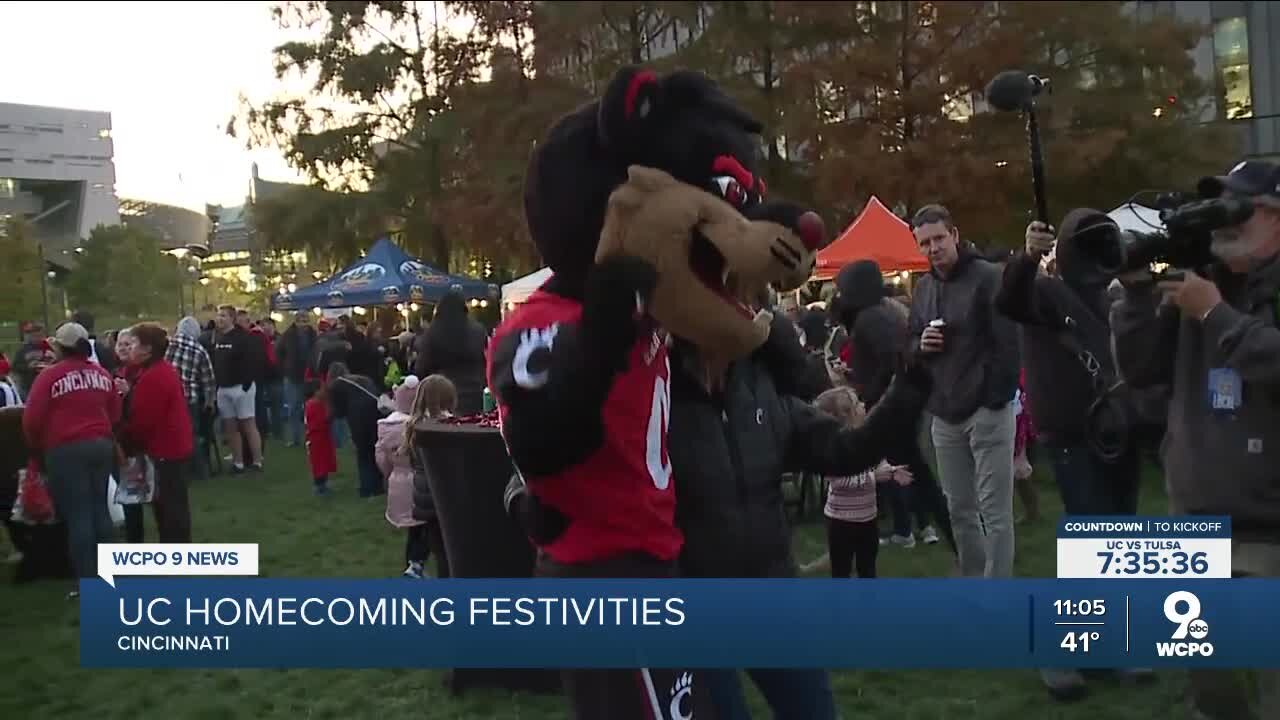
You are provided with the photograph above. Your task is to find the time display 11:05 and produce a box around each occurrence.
[1098,550,1208,576]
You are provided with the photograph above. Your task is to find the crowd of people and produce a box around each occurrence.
[1,145,1276,719]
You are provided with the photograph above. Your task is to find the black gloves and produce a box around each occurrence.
[503,474,570,546]
[581,255,659,376]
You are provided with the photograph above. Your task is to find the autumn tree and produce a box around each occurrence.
[63,224,183,322]
[784,0,1233,246]
[235,1,491,271]
[0,217,46,327]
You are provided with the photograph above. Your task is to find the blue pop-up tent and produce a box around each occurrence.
[271,237,495,311]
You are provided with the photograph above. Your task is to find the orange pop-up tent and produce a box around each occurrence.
[812,196,930,280]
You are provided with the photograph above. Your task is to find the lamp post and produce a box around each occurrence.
[169,247,191,317]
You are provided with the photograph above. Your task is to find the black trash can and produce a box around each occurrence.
[414,422,560,696]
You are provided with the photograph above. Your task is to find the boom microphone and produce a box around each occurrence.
[985,69,1053,223]
[985,71,1051,112]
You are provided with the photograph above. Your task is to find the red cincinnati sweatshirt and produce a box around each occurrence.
[22,357,121,457]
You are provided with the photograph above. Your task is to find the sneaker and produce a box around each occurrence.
[878,536,889,547]
[890,533,916,549]
[230,464,245,475]
[250,463,264,473]
[403,562,424,579]
[1039,668,1087,702]
[313,484,330,496]
[921,526,940,545]
[5,550,22,565]
[223,453,233,463]
[66,590,80,601]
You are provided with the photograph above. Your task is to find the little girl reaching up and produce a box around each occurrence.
[814,386,913,579]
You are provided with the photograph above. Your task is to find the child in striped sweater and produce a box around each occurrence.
[815,387,913,579]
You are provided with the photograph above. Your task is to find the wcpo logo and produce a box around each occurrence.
[1157,590,1213,657]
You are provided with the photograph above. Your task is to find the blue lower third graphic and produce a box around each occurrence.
[78,578,1280,669]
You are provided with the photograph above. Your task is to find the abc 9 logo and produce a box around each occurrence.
[1165,590,1209,640]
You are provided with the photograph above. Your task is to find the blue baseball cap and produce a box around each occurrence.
[1198,160,1280,200]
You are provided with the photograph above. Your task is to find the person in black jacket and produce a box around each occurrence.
[326,361,385,498]
[509,310,931,719]
[276,312,317,447]
[414,290,488,415]
[833,260,955,554]
[211,305,264,473]
[995,212,1150,700]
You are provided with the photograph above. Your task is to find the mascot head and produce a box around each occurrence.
[524,66,828,362]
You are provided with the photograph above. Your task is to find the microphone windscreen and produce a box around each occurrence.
[985,70,1032,112]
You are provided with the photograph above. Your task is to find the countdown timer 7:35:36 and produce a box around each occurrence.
[1097,550,1209,576]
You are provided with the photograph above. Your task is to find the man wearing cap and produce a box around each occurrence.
[1112,159,1280,720]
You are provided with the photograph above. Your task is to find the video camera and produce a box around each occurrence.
[1075,190,1255,276]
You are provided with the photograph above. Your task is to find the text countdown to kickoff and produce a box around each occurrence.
[97,544,259,587]
[1056,516,1230,579]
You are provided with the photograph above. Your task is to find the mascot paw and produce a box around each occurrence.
[583,255,659,366]
[504,474,570,546]
[592,254,659,312]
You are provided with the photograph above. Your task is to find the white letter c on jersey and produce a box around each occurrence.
[512,324,559,390]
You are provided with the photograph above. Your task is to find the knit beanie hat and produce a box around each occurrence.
[394,375,420,415]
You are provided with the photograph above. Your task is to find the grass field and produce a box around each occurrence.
[0,443,1191,720]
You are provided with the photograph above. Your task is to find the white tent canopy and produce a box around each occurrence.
[1108,203,1164,234]
[502,267,552,308]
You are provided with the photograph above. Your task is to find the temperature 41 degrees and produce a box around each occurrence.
[1061,631,1101,653]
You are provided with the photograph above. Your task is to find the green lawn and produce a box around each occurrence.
[0,444,1189,719]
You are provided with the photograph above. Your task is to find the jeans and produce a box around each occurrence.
[43,437,115,579]
[352,428,383,498]
[282,380,305,446]
[932,403,1017,578]
[703,668,837,720]
[256,379,283,441]
[187,403,207,480]
[1046,443,1140,516]
[884,426,955,554]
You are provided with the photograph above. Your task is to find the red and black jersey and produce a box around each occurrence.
[487,288,681,565]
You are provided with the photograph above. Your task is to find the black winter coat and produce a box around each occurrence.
[670,319,928,579]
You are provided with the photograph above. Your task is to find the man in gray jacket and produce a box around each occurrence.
[908,204,1021,578]
[1112,160,1280,720]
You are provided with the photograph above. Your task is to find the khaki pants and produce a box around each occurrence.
[1184,539,1280,719]
[931,403,1017,578]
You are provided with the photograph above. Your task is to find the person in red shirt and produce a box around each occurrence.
[21,322,121,584]
[115,323,194,543]
[303,380,337,496]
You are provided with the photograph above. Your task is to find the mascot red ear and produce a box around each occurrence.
[598,66,662,151]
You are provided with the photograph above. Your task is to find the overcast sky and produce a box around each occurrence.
[1,1,311,210]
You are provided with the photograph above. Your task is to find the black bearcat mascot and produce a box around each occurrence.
[487,67,833,720]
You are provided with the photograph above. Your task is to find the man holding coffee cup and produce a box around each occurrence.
[908,204,1021,578]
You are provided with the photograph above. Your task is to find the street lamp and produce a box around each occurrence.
[169,247,191,316]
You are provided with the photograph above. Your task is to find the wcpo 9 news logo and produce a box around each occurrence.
[1159,591,1213,658]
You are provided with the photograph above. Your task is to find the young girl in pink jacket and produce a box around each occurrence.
[376,375,426,578]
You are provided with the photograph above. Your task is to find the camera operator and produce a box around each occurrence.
[996,209,1151,701]
[1112,160,1280,720]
